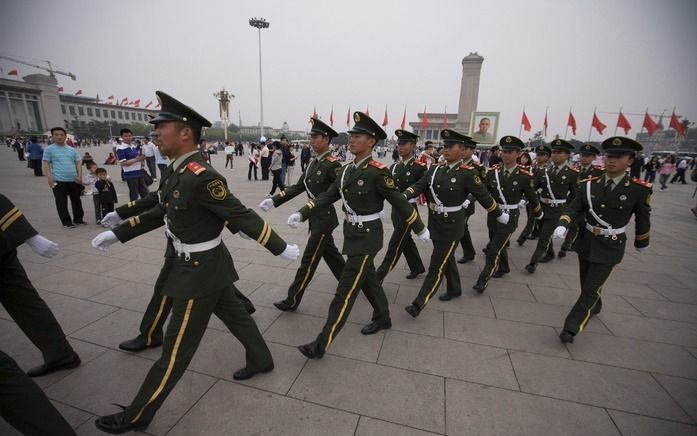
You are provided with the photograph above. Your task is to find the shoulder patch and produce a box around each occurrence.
[325,155,337,162]
[631,177,652,189]
[186,161,206,175]
[459,164,473,170]
[414,160,426,167]
[594,165,605,170]
[368,160,385,169]
[490,163,501,170]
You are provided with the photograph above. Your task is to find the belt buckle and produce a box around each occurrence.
[592,227,601,236]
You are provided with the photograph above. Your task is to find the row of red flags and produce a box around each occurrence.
[520,108,687,137]
[313,105,440,131]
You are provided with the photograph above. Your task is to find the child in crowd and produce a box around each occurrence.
[94,167,117,226]
[83,162,101,223]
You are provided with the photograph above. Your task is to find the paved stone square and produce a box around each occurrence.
[1,144,696,435]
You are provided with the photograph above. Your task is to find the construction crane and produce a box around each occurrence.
[0,55,76,80]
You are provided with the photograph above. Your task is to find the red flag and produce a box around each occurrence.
[521,110,532,132]
[382,107,388,127]
[312,105,318,118]
[145,101,153,109]
[421,106,428,130]
[155,102,161,108]
[670,111,686,136]
[365,106,370,117]
[107,95,114,100]
[329,106,334,126]
[7,69,17,76]
[57,86,64,92]
[443,107,448,129]
[400,107,406,130]
[75,90,82,96]
[543,111,548,136]
[567,111,577,135]
[642,112,658,136]
[591,111,607,134]
[346,106,351,127]
[616,110,631,134]
[121,97,128,103]
[133,99,141,107]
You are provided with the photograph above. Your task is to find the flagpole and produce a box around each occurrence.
[518,105,524,137]
[614,106,621,135]
[544,106,548,139]
[641,107,648,134]
[564,106,572,139]
[587,107,595,142]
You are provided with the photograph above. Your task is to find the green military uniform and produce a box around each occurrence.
[526,140,578,272]
[404,129,501,313]
[100,92,288,430]
[296,112,425,355]
[458,155,485,263]
[376,129,427,280]
[0,194,77,436]
[474,136,542,292]
[517,144,550,245]
[557,137,650,341]
[270,118,345,310]
[560,143,605,254]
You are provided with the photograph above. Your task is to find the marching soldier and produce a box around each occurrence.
[525,139,578,273]
[91,92,299,433]
[287,112,429,359]
[517,144,550,246]
[558,143,605,258]
[402,129,506,317]
[375,129,427,281]
[473,136,542,293]
[457,139,485,264]
[259,117,345,311]
[553,137,650,343]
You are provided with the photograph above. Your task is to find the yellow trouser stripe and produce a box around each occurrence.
[256,223,269,244]
[132,298,193,424]
[424,241,457,305]
[486,234,512,282]
[326,255,369,348]
[146,296,168,346]
[0,207,19,227]
[291,234,325,306]
[579,267,613,332]
[387,227,410,274]
[0,209,22,231]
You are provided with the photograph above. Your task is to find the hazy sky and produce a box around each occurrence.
[2,0,695,141]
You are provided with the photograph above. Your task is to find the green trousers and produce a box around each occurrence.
[529,207,562,265]
[282,230,345,309]
[561,215,586,251]
[477,211,519,287]
[563,256,613,335]
[458,215,476,259]
[0,250,74,363]
[317,254,390,351]
[518,202,538,241]
[0,350,76,436]
[413,240,460,309]
[124,284,272,425]
[134,261,255,346]
[377,211,425,279]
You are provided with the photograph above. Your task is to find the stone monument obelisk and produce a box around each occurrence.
[456,52,484,134]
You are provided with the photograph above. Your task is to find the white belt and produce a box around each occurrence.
[408,198,417,204]
[585,223,626,237]
[541,198,567,206]
[345,210,383,226]
[498,203,520,210]
[428,203,463,215]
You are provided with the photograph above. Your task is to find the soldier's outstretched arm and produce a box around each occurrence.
[633,188,651,249]
[558,183,587,229]
[111,204,166,243]
[403,168,431,200]
[467,171,501,217]
[114,192,159,219]
[297,178,341,221]
[377,169,425,234]
[521,176,543,218]
[271,174,306,208]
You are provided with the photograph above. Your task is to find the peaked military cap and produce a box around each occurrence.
[441,129,472,147]
[578,143,601,155]
[550,138,574,152]
[395,129,419,142]
[601,136,642,156]
[499,135,525,151]
[149,91,212,135]
[535,144,551,155]
[348,111,387,140]
[310,117,338,138]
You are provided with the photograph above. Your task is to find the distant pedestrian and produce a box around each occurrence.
[42,127,86,227]
[141,136,158,180]
[268,141,285,196]
[153,137,168,178]
[658,155,675,191]
[248,144,259,180]
[116,128,148,201]
[643,155,659,183]
[671,157,688,184]
[224,141,234,169]
[95,167,117,225]
[260,138,271,180]
[300,144,311,171]
[25,136,44,176]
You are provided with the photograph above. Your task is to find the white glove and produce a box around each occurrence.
[462,199,471,209]
[518,199,527,207]
[553,226,567,239]
[417,228,430,243]
[280,244,300,260]
[26,235,59,258]
[91,230,119,252]
[238,231,251,240]
[535,211,544,220]
[496,213,510,224]
[259,198,274,211]
[287,213,302,228]
[101,211,123,227]
[635,246,649,253]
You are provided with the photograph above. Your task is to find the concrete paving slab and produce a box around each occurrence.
[599,312,697,347]
[608,410,697,436]
[529,283,642,315]
[624,297,697,324]
[31,268,125,299]
[653,374,697,423]
[355,416,441,436]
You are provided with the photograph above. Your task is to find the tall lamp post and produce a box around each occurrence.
[249,17,269,139]
[213,88,234,141]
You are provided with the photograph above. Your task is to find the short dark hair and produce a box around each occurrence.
[119,128,132,136]
[30,136,38,142]
[86,161,97,169]
[50,127,66,135]
[144,136,149,140]
[96,167,107,175]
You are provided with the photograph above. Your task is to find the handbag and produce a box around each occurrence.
[143,171,154,186]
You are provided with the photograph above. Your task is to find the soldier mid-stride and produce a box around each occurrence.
[287,112,429,359]
[90,92,299,434]
[554,137,650,344]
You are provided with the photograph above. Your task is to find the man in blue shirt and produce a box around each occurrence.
[42,127,85,228]
[116,128,149,201]
[26,136,44,176]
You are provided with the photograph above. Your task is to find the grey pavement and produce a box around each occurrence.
[1,144,696,436]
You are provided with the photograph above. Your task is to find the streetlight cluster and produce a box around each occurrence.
[249,17,269,29]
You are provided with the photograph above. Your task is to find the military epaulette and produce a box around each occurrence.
[186,161,206,175]
[594,165,605,170]
[459,163,473,170]
[519,167,533,177]
[490,163,502,170]
[580,176,601,183]
[472,161,481,166]
[414,160,426,167]
[325,155,337,162]
[631,177,652,189]
[567,166,579,173]
[368,160,385,169]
